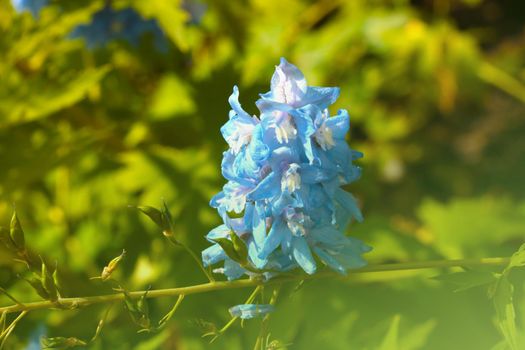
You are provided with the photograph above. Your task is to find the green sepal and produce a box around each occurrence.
[122,288,152,331]
[212,231,249,265]
[135,203,176,240]
[0,226,17,251]
[21,274,49,300]
[41,259,59,301]
[100,249,126,281]
[229,231,248,264]
[10,211,25,251]
[136,206,164,228]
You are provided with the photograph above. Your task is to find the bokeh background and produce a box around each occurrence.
[1,0,524,349]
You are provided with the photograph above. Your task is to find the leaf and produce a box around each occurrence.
[1,66,110,126]
[433,270,498,292]
[149,74,196,119]
[508,243,525,270]
[400,319,436,350]
[492,277,519,350]
[378,315,400,350]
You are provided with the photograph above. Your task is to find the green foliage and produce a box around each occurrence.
[0,0,524,348]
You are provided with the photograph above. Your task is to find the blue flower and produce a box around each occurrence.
[203,58,371,280]
[70,7,166,49]
[11,0,47,17]
[228,304,275,319]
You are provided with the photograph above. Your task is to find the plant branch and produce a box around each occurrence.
[0,257,510,315]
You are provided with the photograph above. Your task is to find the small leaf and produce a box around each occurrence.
[508,243,525,270]
[9,211,25,251]
[492,277,519,350]
[379,315,401,350]
[433,270,498,292]
[41,336,87,349]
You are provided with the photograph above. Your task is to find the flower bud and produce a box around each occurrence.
[10,211,25,252]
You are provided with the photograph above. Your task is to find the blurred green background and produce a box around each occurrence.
[1,0,524,349]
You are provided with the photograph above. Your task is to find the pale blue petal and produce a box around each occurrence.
[228,304,275,319]
[312,246,346,275]
[202,244,226,267]
[259,217,288,259]
[292,236,316,274]
[326,109,350,139]
[247,172,280,201]
[334,189,363,222]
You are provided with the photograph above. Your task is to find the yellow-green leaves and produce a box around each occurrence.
[150,74,196,119]
[1,66,110,126]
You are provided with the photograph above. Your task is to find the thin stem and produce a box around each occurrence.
[158,294,185,328]
[0,311,27,349]
[253,286,280,350]
[166,237,215,283]
[181,243,215,283]
[478,62,525,104]
[0,257,510,315]
[209,285,263,343]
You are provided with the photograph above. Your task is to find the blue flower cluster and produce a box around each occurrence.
[11,1,165,48]
[203,58,371,280]
[11,0,46,17]
[69,7,165,49]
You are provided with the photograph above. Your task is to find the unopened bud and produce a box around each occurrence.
[10,211,25,252]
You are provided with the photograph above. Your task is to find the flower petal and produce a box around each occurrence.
[292,236,317,274]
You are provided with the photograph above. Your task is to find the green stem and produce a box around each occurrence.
[478,62,525,104]
[166,237,215,282]
[208,285,262,343]
[0,311,27,349]
[181,243,215,283]
[0,257,510,315]
[253,286,280,350]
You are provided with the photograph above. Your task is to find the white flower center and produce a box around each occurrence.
[281,163,301,193]
[314,122,335,150]
[273,112,297,144]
